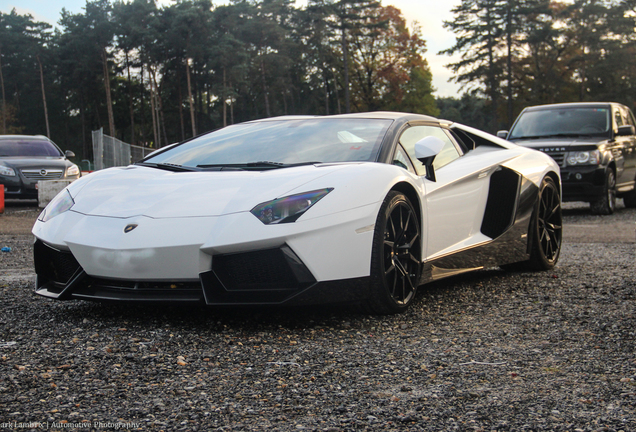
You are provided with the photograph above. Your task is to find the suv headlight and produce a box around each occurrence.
[0,165,16,176]
[566,150,600,166]
[251,188,333,225]
[38,189,74,222]
[66,164,80,177]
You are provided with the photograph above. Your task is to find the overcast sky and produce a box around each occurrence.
[0,0,463,97]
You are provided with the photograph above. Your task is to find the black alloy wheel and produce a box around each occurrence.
[367,191,421,314]
[534,176,562,268]
[502,176,562,272]
[590,169,616,215]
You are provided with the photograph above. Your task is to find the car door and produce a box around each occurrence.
[618,106,636,188]
[397,124,491,261]
[611,105,629,185]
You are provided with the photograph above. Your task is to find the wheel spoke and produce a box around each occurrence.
[394,258,409,277]
[388,214,397,241]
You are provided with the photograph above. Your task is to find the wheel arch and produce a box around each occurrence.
[389,181,422,227]
[545,170,561,195]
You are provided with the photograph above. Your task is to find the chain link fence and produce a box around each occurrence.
[91,128,154,170]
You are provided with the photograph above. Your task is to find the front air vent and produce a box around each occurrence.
[34,240,81,285]
[481,167,521,239]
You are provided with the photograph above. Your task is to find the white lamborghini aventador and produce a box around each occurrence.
[33,112,562,313]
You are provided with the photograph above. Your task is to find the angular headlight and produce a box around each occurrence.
[566,150,600,166]
[38,189,75,222]
[251,188,333,225]
[66,164,80,177]
[0,165,16,176]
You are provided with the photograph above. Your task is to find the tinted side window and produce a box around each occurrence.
[627,109,636,128]
[392,145,415,174]
[615,109,624,127]
[620,106,635,129]
[399,125,460,175]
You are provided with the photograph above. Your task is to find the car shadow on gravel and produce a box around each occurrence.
[34,267,511,330]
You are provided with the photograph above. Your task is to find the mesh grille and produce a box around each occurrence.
[34,240,81,284]
[543,151,565,167]
[89,278,201,291]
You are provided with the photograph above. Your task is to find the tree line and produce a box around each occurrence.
[0,0,437,158]
[1,0,635,160]
[443,0,636,131]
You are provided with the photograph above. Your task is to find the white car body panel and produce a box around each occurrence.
[33,162,422,282]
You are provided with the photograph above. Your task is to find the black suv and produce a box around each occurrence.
[498,102,636,214]
[0,135,80,200]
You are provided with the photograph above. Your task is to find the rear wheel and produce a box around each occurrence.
[366,191,421,314]
[590,169,616,215]
[503,176,562,271]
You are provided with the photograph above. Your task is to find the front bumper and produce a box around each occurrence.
[1,175,37,199]
[559,166,606,202]
[32,201,379,305]
[33,239,370,306]
[2,172,80,199]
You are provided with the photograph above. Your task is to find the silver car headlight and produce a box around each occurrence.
[251,188,333,225]
[566,150,600,166]
[66,164,80,177]
[38,189,75,222]
[0,164,16,176]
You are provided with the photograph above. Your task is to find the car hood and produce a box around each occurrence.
[68,164,351,219]
[509,137,605,150]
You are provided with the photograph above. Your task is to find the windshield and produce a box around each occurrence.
[509,107,611,139]
[143,118,392,168]
[0,139,62,157]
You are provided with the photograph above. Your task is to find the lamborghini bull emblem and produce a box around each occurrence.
[124,224,138,233]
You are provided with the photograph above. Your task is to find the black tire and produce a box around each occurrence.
[366,191,421,314]
[503,176,562,271]
[622,187,636,208]
[590,169,616,215]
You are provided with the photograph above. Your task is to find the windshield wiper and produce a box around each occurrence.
[197,161,321,170]
[137,162,197,172]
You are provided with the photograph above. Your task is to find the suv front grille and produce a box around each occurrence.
[542,151,565,167]
[21,169,64,179]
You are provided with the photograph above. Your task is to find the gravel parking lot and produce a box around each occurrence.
[0,200,634,431]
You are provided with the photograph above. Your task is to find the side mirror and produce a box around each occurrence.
[496,130,509,139]
[616,125,635,136]
[415,136,445,182]
[65,150,76,159]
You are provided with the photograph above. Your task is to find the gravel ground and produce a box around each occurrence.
[0,201,635,431]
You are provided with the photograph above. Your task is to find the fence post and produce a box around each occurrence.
[91,128,104,171]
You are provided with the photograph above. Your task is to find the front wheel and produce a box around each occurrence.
[590,169,616,215]
[366,191,421,314]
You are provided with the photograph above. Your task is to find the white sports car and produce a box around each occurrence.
[33,112,562,313]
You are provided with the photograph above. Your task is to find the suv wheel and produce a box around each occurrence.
[623,185,636,208]
[590,169,616,215]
